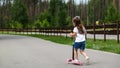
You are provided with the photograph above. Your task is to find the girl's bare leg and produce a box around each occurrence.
[74,49,78,60]
[80,50,89,59]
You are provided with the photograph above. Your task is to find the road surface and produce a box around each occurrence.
[0,34,120,68]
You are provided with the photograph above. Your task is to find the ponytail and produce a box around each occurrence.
[72,16,84,34]
[77,24,84,34]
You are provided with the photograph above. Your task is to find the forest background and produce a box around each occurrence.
[0,0,120,29]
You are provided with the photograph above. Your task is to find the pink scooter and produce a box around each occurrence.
[66,44,83,66]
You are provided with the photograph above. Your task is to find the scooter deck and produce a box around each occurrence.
[66,58,83,66]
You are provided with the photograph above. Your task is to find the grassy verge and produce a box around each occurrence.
[27,34,120,54]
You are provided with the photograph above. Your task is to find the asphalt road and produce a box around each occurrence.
[0,34,120,68]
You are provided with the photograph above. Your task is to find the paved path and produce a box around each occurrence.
[87,34,120,40]
[12,32,120,40]
[0,34,120,68]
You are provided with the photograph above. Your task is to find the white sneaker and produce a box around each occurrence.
[85,57,90,64]
[72,59,79,64]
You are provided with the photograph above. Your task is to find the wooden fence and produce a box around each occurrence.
[0,23,120,43]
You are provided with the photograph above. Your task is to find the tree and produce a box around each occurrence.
[88,0,108,25]
[105,3,120,23]
[24,0,38,23]
[35,10,50,28]
[48,0,68,28]
[57,0,68,28]
[41,19,50,28]
[3,0,12,28]
[48,0,57,27]
[87,0,120,24]
[11,0,28,28]
[0,2,2,28]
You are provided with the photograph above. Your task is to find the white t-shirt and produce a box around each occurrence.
[73,26,86,42]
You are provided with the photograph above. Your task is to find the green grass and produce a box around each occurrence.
[28,34,73,45]
[86,39,120,54]
[27,34,120,54]
[0,32,119,54]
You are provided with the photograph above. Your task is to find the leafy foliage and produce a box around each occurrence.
[48,0,68,28]
[42,19,50,28]
[11,0,28,28]
[0,0,120,28]
[9,20,23,28]
[105,3,120,23]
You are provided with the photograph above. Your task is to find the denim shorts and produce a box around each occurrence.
[73,41,85,50]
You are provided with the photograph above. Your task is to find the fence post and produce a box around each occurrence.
[93,22,96,41]
[65,28,67,38]
[117,21,119,43]
[93,3,96,41]
[54,28,55,36]
[103,22,106,42]
[57,28,58,36]
[39,28,41,35]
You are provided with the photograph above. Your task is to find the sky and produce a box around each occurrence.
[65,0,89,4]
[0,0,89,5]
[0,0,13,5]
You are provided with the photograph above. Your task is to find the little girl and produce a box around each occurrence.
[70,16,89,63]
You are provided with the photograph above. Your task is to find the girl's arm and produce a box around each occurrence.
[70,32,76,37]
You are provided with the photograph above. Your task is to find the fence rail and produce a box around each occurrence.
[0,23,120,43]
